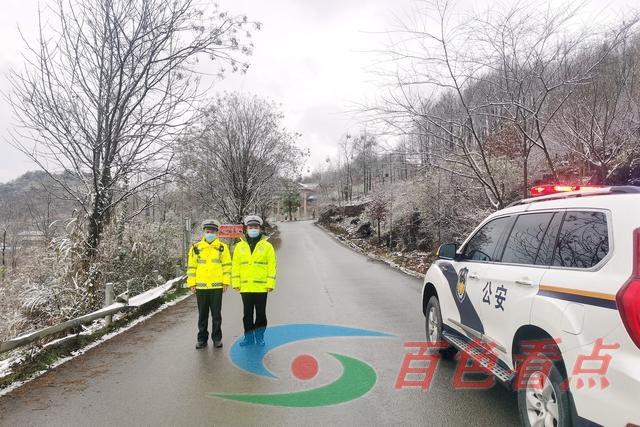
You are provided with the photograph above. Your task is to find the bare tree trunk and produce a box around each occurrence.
[1,228,6,271]
[523,138,530,198]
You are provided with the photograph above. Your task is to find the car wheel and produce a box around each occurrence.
[517,353,572,427]
[425,296,457,359]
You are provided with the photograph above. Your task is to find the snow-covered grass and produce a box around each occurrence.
[0,355,23,379]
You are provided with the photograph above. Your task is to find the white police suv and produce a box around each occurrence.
[422,186,640,427]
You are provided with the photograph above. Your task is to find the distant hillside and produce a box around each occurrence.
[0,170,79,230]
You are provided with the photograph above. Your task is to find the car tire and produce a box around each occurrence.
[425,296,457,359]
[517,353,572,427]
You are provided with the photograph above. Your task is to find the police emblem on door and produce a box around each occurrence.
[456,268,468,302]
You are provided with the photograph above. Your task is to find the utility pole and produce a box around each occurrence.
[388,199,393,250]
[183,217,192,267]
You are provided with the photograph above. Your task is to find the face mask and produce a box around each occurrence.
[247,229,260,238]
[204,233,217,242]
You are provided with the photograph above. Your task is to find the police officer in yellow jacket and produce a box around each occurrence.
[187,219,231,349]
[232,215,276,347]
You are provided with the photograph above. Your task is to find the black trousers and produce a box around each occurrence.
[241,292,268,340]
[196,289,223,342]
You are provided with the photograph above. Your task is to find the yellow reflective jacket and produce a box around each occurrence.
[186,238,231,289]
[232,237,276,292]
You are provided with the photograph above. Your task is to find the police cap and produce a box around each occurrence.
[243,215,263,226]
[201,219,221,231]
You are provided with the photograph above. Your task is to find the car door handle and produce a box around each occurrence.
[468,273,480,279]
[515,280,533,287]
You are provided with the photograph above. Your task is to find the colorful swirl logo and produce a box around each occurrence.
[209,324,394,407]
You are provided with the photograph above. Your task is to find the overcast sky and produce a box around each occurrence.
[0,0,636,183]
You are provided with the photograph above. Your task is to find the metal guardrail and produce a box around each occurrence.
[0,276,186,355]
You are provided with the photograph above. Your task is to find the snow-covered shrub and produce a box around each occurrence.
[90,219,182,298]
[0,216,183,341]
[0,227,91,339]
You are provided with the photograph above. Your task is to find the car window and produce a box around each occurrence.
[500,212,554,265]
[535,212,563,266]
[552,211,609,269]
[462,216,511,262]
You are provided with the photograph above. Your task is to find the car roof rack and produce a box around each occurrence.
[508,186,640,207]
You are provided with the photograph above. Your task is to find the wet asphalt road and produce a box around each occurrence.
[0,221,521,426]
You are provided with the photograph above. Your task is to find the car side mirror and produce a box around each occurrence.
[437,243,458,260]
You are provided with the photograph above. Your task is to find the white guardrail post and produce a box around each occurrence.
[105,283,114,326]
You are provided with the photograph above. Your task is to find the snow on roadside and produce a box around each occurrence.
[128,276,184,307]
[317,223,427,279]
[0,356,23,379]
[0,285,191,397]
